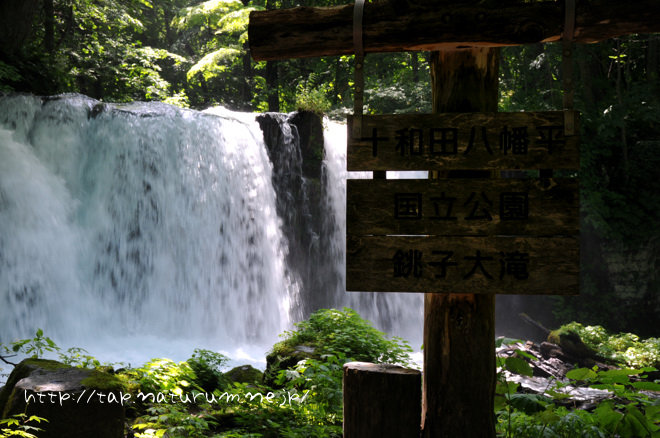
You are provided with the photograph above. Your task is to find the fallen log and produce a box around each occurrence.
[249,0,660,61]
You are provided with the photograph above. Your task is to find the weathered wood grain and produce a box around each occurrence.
[343,362,421,438]
[421,47,498,438]
[346,235,579,294]
[347,111,579,171]
[347,178,579,236]
[249,0,660,61]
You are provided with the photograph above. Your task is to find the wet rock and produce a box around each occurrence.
[0,358,124,438]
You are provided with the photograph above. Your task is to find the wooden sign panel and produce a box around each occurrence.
[347,111,579,171]
[346,236,578,295]
[348,178,578,237]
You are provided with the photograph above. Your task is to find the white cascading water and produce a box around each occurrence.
[0,93,421,367]
[321,122,423,343]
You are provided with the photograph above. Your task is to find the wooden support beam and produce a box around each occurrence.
[249,0,660,61]
[422,48,498,438]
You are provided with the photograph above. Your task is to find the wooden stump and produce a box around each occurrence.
[343,362,421,438]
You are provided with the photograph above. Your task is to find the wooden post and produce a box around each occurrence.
[343,362,421,438]
[421,48,498,438]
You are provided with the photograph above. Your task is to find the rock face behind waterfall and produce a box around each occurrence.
[0,359,124,438]
[256,111,342,317]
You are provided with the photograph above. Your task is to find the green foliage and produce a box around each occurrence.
[187,349,230,392]
[496,332,660,438]
[171,0,243,32]
[187,48,242,83]
[295,85,332,116]
[560,322,660,368]
[274,353,345,423]
[6,329,58,358]
[275,307,413,366]
[0,414,48,438]
[132,403,218,438]
[124,358,201,396]
[0,62,21,92]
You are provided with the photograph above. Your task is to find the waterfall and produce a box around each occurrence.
[0,93,421,365]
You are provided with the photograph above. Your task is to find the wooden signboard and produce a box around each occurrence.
[347,111,579,171]
[346,111,580,294]
[347,235,578,294]
[347,178,578,237]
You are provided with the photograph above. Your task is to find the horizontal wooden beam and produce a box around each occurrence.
[346,235,579,294]
[347,111,580,171]
[347,178,579,237]
[249,0,660,61]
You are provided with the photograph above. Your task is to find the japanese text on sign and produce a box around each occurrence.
[392,248,530,280]
[346,111,580,171]
[374,124,565,158]
[394,191,529,221]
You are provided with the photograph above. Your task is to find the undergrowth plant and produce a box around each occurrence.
[496,332,660,438]
[0,414,47,438]
[274,307,413,366]
[561,322,660,368]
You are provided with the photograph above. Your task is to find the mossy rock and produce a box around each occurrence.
[0,358,125,438]
[0,358,69,417]
[263,343,317,388]
[224,365,263,384]
[547,328,600,362]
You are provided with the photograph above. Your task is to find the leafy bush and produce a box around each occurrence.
[274,307,412,365]
[496,334,660,438]
[295,84,332,116]
[124,358,200,397]
[560,322,660,368]
[132,404,218,438]
[187,349,230,392]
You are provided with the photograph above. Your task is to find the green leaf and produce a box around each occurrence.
[631,381,660,391]
[620,405,654,438]
[566,367,597,381]
[545,387,572,400]
[493,394,507,412]
[508,393,550,414]
[513,349,538,361]
[505,356,533,377]
[534,407,561,424]
[594,401,624,432]
[495,381,519,395]
[599,368,643,377]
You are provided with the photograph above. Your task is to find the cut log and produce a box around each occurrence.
[343,362,421,438]
[249,0,660,60]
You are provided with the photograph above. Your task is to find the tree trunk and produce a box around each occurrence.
[0,0,41,56]
[241,41,253,111]
[266,61,280,112]
[422,48,498,438]
[44,0,54,52]
[265,0,280,112]
[648,35,659,82]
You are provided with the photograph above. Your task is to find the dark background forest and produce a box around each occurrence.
[1,0,659,337]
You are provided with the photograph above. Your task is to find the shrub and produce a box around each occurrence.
[274,307,413,365]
